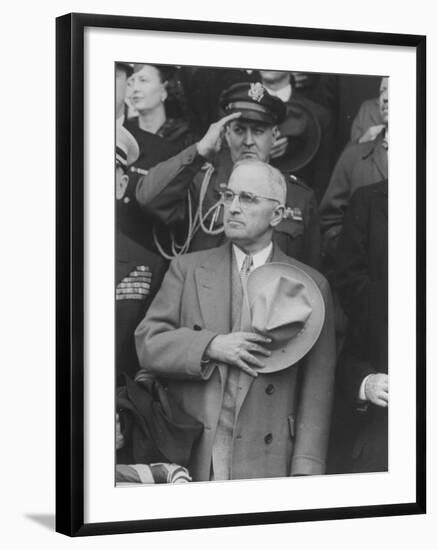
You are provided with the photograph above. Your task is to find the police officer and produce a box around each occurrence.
[135,81,321,267]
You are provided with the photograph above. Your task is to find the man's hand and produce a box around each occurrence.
[115,413,125,450]
[116,265,152,301]
[364,373,388,407]
[270,135,288,159]
[204,332,271,378]
[196,112,241,160]
[358,124,385,144]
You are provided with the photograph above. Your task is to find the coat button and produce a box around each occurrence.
[265,384,275,395]
[264,433,273,445]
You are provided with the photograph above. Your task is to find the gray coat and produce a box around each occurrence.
[135,242,335,481]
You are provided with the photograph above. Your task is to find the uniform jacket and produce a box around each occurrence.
[136,145,321,268]
[116,230,167,382]
[119,117,196,251]
[330,181,388,473]
[319,131,387,256]
[135,242,336,481]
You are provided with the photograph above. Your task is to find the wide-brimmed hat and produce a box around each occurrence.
[272,99,321,172]
[220,82,286,125]
[246,262,325,373]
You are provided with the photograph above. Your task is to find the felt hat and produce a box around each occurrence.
[220,81,286,125]
[246,262,325,373]
[273,99,321,172]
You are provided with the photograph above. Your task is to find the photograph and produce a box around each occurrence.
[114,64,389,485]
[55,12,425,535]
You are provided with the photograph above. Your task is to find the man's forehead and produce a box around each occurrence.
[229,165,272,188]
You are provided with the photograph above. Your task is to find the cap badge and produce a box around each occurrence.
[248,82,265,103]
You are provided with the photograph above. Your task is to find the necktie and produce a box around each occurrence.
[212,253,253,480]
[240,254,253,284]
[239,255,253,331]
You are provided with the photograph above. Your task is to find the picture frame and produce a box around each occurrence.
[56,12,426,537]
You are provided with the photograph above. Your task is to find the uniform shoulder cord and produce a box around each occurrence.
[152,163,224,260]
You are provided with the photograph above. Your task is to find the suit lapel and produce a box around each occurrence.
[195,243,233,386]
[195,242,232,335]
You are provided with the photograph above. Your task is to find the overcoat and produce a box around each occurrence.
[329,181,388,473]
[319,131,387,257]
[135,242,335,481]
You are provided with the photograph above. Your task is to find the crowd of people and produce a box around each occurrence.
[114,62,389,484]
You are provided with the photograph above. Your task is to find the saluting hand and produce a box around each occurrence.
[196,112,241,160]
[204,332,271,378]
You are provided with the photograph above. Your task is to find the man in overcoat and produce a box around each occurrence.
[328,181,388,473]
[319,78,388,259]
[135,160,335,481]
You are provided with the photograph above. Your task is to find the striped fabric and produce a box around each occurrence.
[116,463,192,484]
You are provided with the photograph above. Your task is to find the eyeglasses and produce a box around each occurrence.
[220,187,281,207]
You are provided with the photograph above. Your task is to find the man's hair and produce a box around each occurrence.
[231,159,287,205]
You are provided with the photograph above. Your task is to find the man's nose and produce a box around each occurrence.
[229,194,241,213]
[243,129,255,145]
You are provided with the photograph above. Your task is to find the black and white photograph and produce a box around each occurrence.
[114,63,389,485]
[54,12,425,536]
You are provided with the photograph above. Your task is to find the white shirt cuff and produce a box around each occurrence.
[358,374,372,401]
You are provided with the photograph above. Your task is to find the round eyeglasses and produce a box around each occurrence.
[220,188,280,208]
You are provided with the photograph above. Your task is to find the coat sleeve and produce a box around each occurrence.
[135,257,218,380]
[319,145,355,248]
[135,144,206,226]
[290,276,336,475]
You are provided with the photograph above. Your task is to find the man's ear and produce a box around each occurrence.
[269,204,285,228]
[272,125,280,140]
[116,173,129,200]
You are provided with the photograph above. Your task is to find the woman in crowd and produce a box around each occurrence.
[124,63,195,169]
[120,63,196,251]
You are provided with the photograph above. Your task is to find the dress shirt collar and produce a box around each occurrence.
[232,242,273,272]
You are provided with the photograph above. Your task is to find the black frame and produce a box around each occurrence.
[56,12,426,537]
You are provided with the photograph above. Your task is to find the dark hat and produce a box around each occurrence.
[220,82,286,125]
[116,61,134,77]
[132,63,176,82]
[272,99,322,172]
